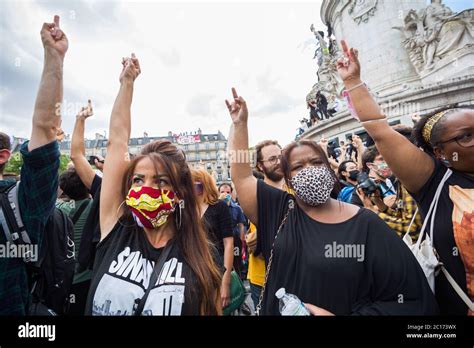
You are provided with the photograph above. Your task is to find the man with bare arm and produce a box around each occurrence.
[0,15,68,315]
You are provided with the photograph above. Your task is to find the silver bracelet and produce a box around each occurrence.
[345,81,366,93]
[360,117,387,125]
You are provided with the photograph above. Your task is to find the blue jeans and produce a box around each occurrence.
[250,283,262,309]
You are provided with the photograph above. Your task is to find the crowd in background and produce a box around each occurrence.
[0,16,473,317]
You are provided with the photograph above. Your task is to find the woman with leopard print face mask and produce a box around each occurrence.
[225,87,438,316]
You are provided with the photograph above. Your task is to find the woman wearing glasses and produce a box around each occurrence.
[191,168,234,309]
[338,40,474,315]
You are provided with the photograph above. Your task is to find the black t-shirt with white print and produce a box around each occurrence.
[86,220,200,316]
[256,180,438,316]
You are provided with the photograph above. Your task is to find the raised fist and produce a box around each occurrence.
[77,99,94,119]
[318,137,329,149]
[119,53,141,84]
[40,15,68,58]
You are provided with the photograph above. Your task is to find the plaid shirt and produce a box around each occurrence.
[0,140,60,315]
[378,185,423,242]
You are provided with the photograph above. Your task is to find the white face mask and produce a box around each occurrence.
[290,166,335,206]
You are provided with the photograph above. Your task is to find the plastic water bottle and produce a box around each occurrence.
[276,288,310,316]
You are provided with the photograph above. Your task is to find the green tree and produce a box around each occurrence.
[3,152,70,175]
[59,154,70,173]
[3,152,23,175]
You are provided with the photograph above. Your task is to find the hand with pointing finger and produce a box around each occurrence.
[41,15,68,58]
[225,88,248,125]
[336,40,361,86]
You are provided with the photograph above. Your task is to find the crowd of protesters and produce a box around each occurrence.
[0,16,473,316]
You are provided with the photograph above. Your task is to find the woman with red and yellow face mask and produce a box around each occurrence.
[85,55,222,316]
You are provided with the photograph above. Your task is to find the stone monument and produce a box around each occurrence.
[397,2,474,84]
[306,24,345,116]
[302,0,474,144]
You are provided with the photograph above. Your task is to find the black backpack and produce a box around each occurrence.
[0,181,76,315]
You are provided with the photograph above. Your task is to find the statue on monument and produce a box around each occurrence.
[310,24,328,66]
[307,23,344,120]
[399,10,426,74]
[398,0,474,74]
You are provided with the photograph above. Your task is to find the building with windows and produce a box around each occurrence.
[59,129,230,184]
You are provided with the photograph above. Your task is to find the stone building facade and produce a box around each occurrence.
[60,130,230,184]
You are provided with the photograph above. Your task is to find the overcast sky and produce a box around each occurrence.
[0,0,471,147]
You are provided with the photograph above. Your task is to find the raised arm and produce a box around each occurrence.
[338,145,347,163]
[352,134,365,171]
[70,100,95,190]
[225,88,258,225]
[29,15,68,151]
[336,40,434,194]
[100,54,141,239]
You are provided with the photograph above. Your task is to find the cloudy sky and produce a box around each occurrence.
[0,0,471,147]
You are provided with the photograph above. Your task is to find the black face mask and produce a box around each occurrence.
[348,170,360,181]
